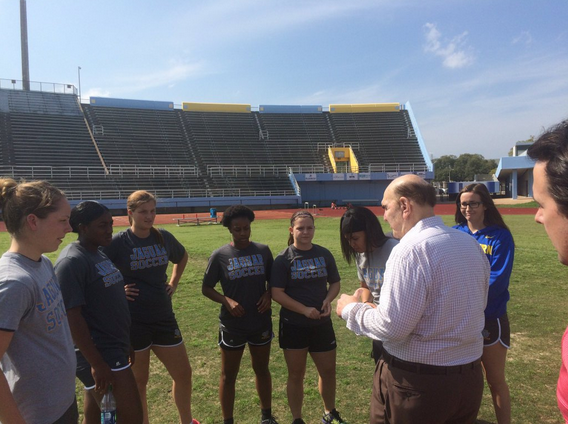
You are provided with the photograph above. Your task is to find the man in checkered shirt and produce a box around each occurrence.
[337,174,490,424]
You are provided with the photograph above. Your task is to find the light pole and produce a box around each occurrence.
[448,165,452,182]
[77,66,82,101]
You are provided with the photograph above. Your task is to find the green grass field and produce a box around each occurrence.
[1,213,567,423]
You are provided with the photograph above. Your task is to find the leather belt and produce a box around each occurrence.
[382,350,481,375]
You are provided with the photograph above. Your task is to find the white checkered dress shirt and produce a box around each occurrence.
[342,216,490,366]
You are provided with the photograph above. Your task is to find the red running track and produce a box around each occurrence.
[0,205,537,232]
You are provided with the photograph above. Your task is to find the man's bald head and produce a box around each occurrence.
[387,174,437,208]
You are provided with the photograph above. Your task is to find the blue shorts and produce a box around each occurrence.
[76,349,130,390]
[279,319,336,352]
[130,317,183,351]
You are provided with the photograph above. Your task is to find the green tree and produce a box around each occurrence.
[433,154,497,182]
[433,155,456,182]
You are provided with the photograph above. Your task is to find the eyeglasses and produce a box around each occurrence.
[460,201,482,209]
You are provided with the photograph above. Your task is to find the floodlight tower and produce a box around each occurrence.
[20,0,30,91]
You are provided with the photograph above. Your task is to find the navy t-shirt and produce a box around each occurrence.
[103,228,186,323]
[203,242,273,335]
[55,242,131,356]
[271,244,340,327]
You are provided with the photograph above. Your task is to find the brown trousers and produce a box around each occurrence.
[370,357,483,424]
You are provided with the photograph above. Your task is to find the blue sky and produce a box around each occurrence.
[1,0,567,160]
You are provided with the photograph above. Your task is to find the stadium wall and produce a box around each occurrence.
[90,97,174,111]
[405,101,433,172]
[182,102,251,113]
[72,195,302,215]
[447,181,500,195]
[295,171,434,206]
[329,103,401,113]
[258,105,322,114]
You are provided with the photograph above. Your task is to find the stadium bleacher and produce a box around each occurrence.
[0,86,432,209]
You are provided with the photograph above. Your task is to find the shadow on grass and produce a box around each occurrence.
[476,420,495,424]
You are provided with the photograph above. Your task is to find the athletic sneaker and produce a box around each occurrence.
[191,419,201,424]
[261,416,279,424]
[322,409,348,424]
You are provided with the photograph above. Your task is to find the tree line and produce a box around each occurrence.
[433,154,498,182]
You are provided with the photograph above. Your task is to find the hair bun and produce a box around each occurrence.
[0,178,18,206]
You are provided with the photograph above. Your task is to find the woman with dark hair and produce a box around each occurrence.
[454,183,514,424]
[271,211,347,424]
[0,178,77,424]
[103,190,198,424]
[55,201,142,423]
[202,205,278,424]
[339,206,398,362]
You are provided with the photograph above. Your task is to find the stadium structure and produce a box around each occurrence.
[0,79,433,213]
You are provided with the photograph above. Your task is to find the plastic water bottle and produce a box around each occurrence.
[101,385,117,424]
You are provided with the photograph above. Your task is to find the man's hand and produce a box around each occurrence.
[336,288,366,317]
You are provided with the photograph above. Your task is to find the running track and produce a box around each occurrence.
[0,205,536,232]
[151,204,537,226]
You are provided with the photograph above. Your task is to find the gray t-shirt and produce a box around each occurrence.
[103,228,186,323]
[203,242,273,335]
[271,244,340,327]
[356,237,399,305]
[55,242,131,357]
[0,252,76,424]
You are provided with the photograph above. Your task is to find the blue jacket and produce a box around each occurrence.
[453,223,514,319]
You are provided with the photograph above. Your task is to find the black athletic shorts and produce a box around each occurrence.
[76,349,131,389]
[279,319,336,352]
[51,398,78,424]
[218,322,273,351]
[130,317,183,351]
[482,313,510,348]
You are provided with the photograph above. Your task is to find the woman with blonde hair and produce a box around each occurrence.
[104,190,198,424]
[0,178,77,424]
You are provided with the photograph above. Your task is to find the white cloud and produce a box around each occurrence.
[84,88,111,98]
[423,23,475,69]
[512,31,533,46]
[114,61,207,94]
[169,1,392,50]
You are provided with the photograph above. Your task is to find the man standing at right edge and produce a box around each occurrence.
[527,119,568,422]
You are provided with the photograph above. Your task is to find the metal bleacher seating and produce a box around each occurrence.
[0,89,428,201]
[179,111,296,194]
[0,90,100,167]
[256,112,333,170]
[0,89,112,197]
[180,111,270,166]
[82,105,192,166]
[328,110,427,172]
[82,104,207,196]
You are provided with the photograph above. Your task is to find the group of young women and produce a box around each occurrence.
[0,178,514,424]
[0,184,197,424]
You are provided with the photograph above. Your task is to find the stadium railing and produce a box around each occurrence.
[207,164,327,176]
[61,188,297,201]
